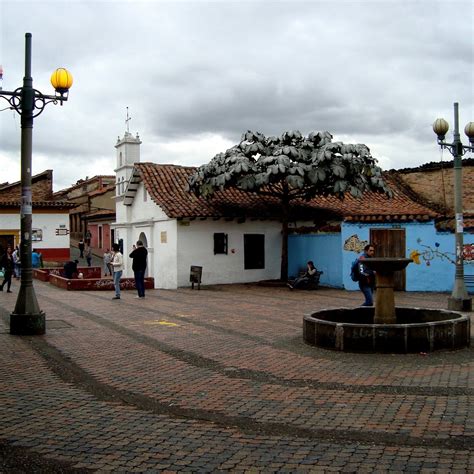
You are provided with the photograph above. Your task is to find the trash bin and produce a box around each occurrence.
[190,265,202,290]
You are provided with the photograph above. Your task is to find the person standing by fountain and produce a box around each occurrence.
[357,244,376,306]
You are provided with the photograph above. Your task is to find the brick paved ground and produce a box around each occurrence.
[0,280,473,472]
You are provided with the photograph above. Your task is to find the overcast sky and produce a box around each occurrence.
[1,0,473,191]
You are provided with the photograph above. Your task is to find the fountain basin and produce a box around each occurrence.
[303,307,470,353]
[363,257,413,274]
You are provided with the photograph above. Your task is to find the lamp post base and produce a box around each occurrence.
[10,311,46,335]
[447,296,472,312]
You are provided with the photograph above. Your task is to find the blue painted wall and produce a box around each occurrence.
[289,222,474,292]
[288,233,342,287]
[342,222,474,292]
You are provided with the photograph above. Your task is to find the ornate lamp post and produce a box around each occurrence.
[433,102,474,311]
[0,33,73,335]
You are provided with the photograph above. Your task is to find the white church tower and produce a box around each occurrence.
[114,108,141,201]
[113,108,142,256]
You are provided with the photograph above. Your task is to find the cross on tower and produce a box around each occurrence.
[125,106,131,133]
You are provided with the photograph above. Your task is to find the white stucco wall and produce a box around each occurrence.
[114,196,129,223]
[113,182,316,289]
[152,219,178,288]
[0,212,70,249]
[176,219,282,287]
[113,183,177,288]
[135,186,168,221]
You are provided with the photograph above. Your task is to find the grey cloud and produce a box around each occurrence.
[0,0,472,188]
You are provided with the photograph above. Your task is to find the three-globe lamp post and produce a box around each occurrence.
[433,103,474,311]
[0,33,72,335]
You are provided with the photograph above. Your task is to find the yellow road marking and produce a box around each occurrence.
[143,320,179,327]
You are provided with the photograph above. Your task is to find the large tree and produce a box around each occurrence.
[188,130,391,280]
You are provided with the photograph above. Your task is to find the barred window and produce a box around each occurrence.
[213,233,228,255]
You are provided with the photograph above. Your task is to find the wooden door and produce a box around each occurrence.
[244,234,265,269]
[370,228,406,290]
[98,225,103,249]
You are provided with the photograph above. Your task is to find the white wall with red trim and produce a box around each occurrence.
[0,211,70,260]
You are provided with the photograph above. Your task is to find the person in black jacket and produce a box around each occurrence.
[129,240,148,298]
[0,246,14,292]
[78,239,85,258]
[63,259,79,279]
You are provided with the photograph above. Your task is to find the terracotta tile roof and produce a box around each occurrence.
[312,172,440,222]
[0,170,55,202]
[86,184,116,198]
[53,175,115,195]
[0,170,52,190]
[135,163,281,219]
[436,214,474,232]
[133,163,439,222]
[393,157,474,173]
[83,209,116,219]
[0,200,75,209]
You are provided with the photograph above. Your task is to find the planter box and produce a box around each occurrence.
[34,266,102,282]
[48,274,154,291]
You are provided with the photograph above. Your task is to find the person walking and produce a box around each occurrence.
[12,246,20,279]
[78,239,85,258]
[129,240,148,298]
[111,243,123,300]
[85,230,92,246]
[357,244,376,306]
[0,246,14,293]
[103,249,112,276]
[85,245,92,267]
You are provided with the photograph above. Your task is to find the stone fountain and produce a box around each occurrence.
[303,258,470,353]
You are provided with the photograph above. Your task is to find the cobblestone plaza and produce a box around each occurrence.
[0,282,473,472]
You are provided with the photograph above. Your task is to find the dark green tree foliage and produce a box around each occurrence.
[188,130,391,280]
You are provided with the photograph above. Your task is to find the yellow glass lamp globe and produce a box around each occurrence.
[50,68,73,94]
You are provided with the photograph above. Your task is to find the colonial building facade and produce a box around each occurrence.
[0,170,74,261]
[111,129,474,292]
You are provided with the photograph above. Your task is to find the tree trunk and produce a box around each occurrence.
[280,196,289,281]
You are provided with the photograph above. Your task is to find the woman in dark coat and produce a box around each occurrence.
[287,261,320,289]
[0,246,14,293]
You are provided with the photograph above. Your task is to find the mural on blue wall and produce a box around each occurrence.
[409,239,474,266]
[463,244,474,262]
[343,234,368,253]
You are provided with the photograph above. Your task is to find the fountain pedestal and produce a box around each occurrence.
[363,258,412,325]
[303,256,470,353]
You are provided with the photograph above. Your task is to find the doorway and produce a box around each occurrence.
[0,234,15,254]
[244,234,265,269]
[370,228,406,290]
[98,225,103,249]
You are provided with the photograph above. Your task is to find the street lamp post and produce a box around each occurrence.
[0,33,73,335]
[433,102,474,312]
